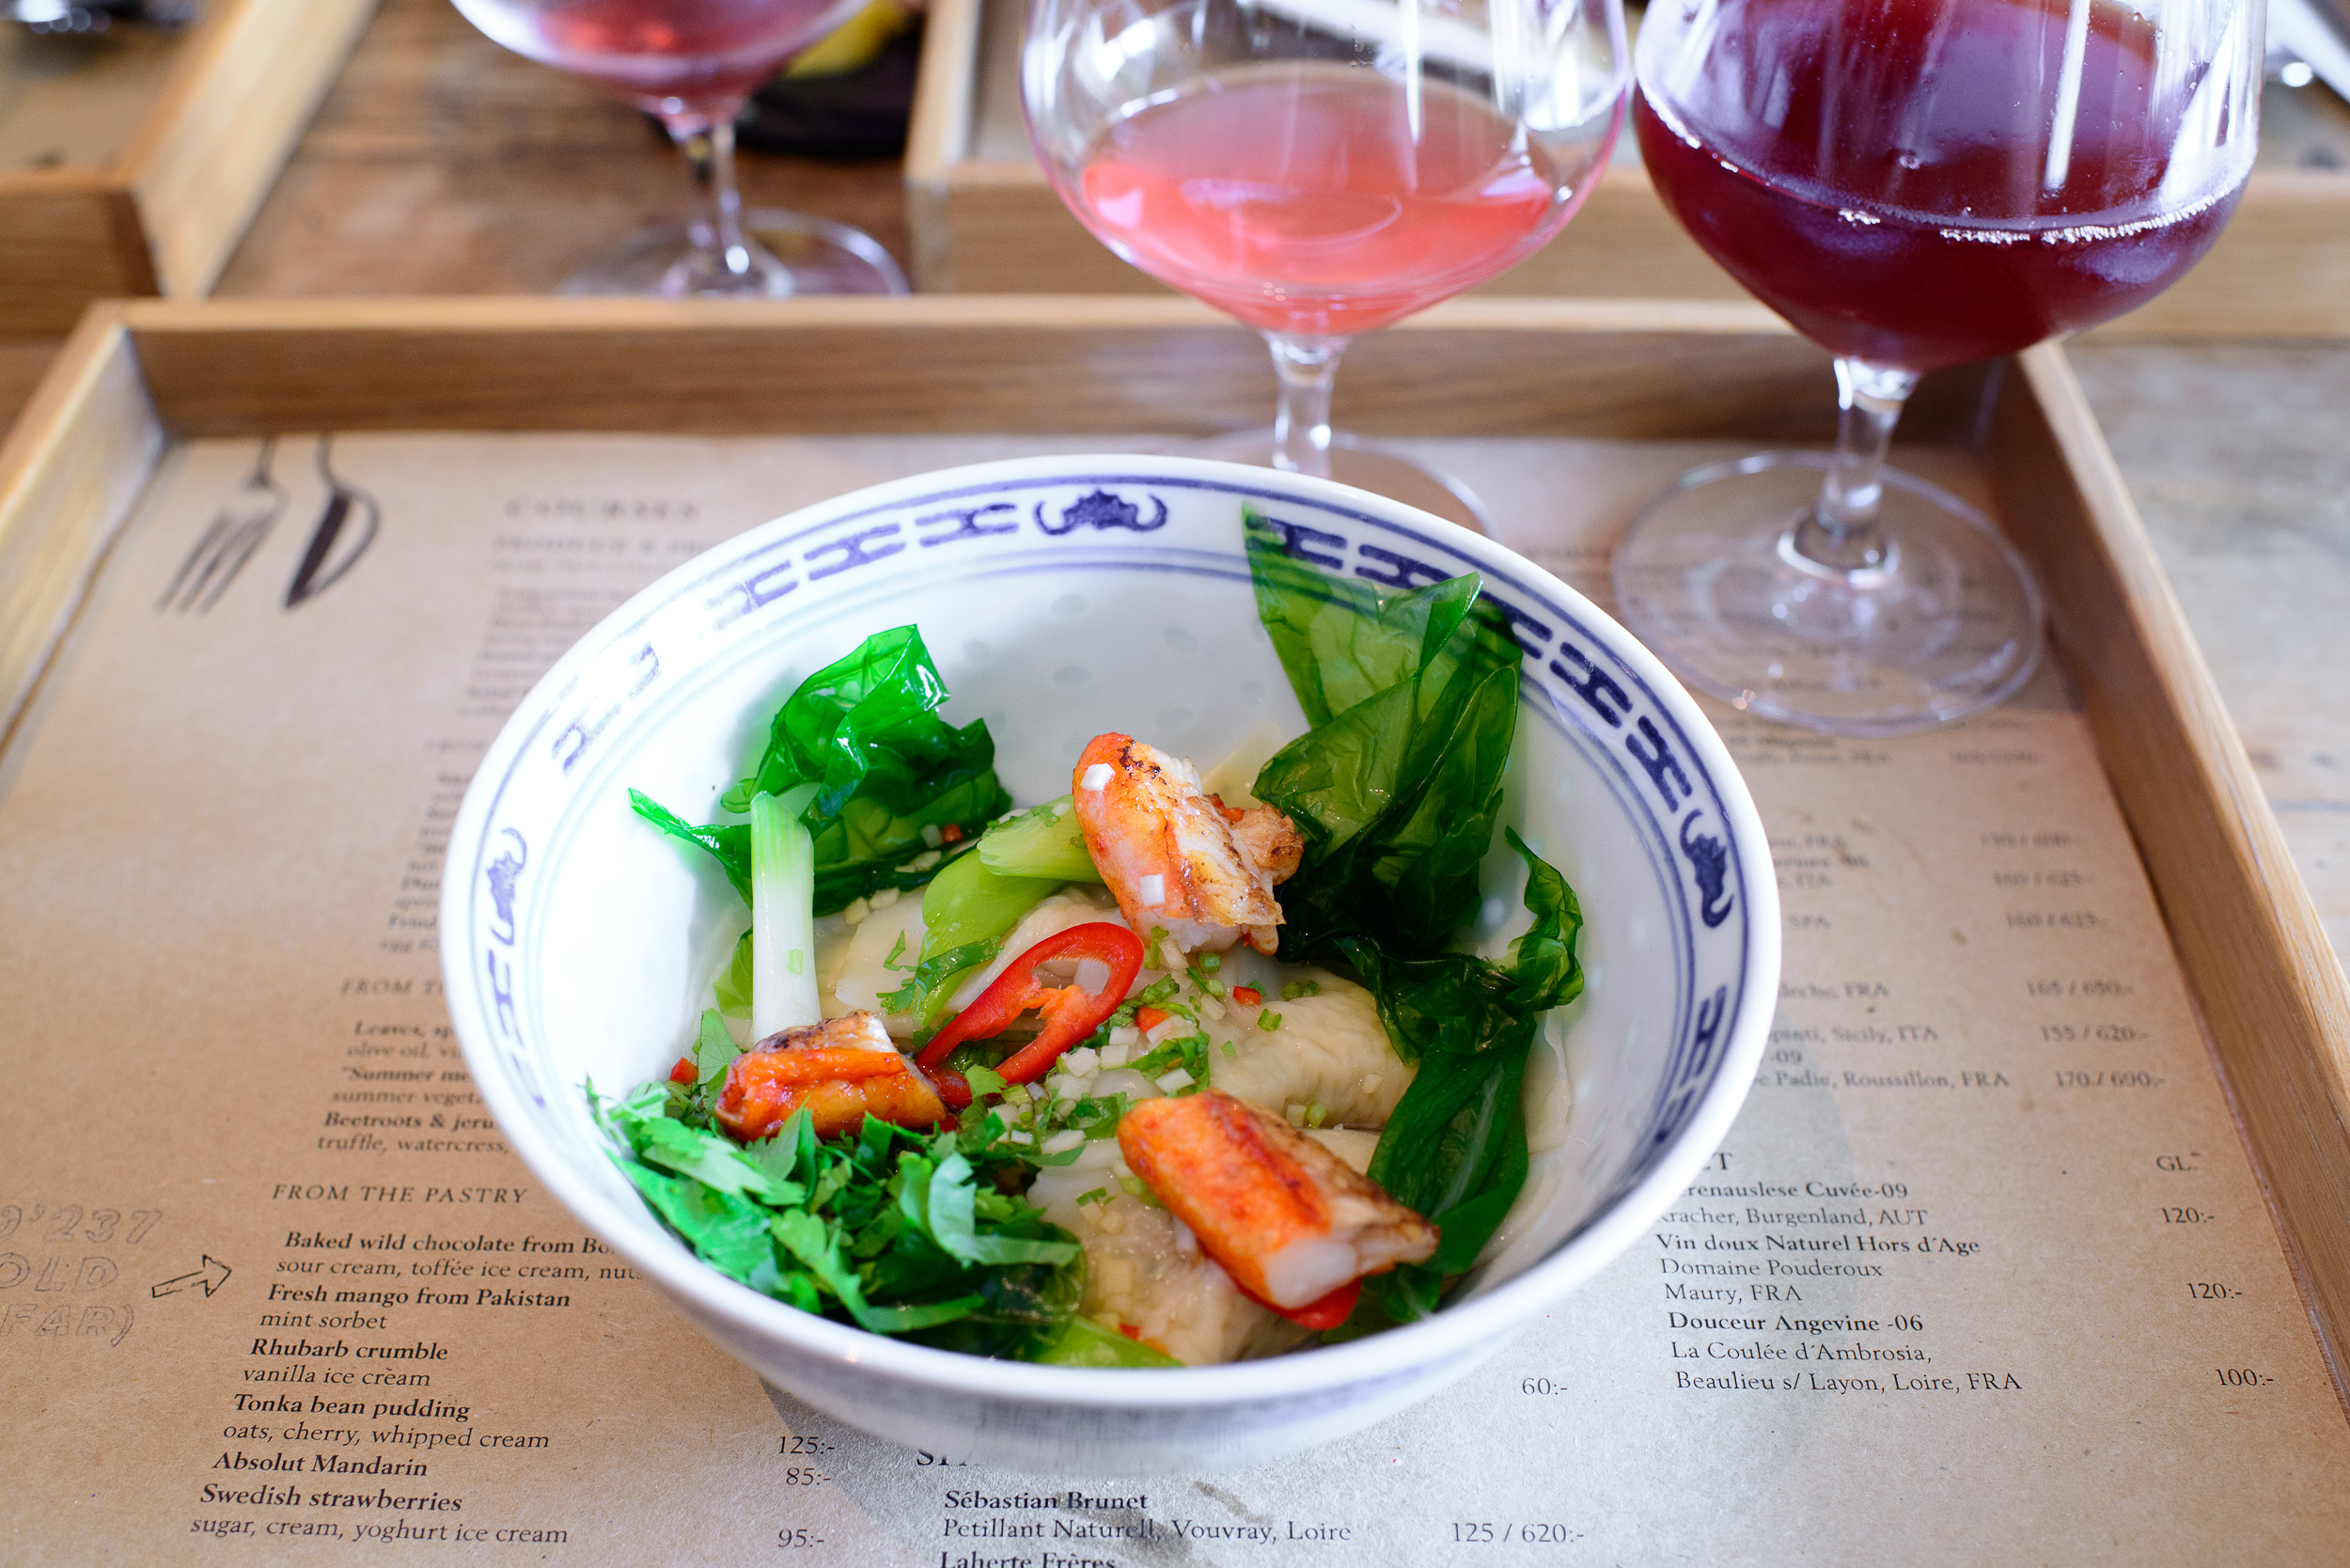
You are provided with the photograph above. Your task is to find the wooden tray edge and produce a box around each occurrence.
[0,301,2340,1406]
[0,307,165,760]
[118,0,381,299]
[1999,344,2350,1396]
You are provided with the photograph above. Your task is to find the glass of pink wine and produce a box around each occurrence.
[449,0,906,296]
[1025,0,1630,530]
[1615,0,2264,733]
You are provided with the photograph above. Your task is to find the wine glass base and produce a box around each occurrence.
[1611,451,2044,737]
[556,208,908,299]
[1176,429,1491,534]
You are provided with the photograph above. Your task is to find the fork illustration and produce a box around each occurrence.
[156,436,285,615]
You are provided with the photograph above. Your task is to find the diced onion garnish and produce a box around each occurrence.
[1154,1068,1194,1092]
[1137,873,1165,904]
[1041,1130,1085,1155]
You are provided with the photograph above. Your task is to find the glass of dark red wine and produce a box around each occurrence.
[449,0,906,296]
[1025,0,1629,530]
[1614,0,2263,732]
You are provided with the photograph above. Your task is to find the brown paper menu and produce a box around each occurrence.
[3,429,2346,1566]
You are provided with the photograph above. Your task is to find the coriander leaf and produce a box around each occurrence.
[909,1152,1079,1268]
[712,931,756,1019]
[880,938,1000,1027]
[772,1210,872,1317]
[694,1008,743,1086]
[620,1163,779,1284]
[854,1295,987,1332]
[633,1115,806,1208]
[750,1106,818,1190]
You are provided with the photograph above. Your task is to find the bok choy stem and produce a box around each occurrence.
[751,783,823,1040]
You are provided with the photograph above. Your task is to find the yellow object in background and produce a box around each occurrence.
[787,0,918,77]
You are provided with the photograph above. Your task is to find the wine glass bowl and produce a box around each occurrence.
[1614,0,2263,733]
[453,0,866,118]
[1025,0,1630,525]
[449,0,907,298]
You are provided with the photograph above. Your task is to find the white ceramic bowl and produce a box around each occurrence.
[441,455,1778,1473]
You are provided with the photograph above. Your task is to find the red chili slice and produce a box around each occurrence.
[914,922,1145,1084]
[667,1057,698,1086]
[931,1067,974,1112]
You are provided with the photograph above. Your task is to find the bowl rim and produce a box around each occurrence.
[443,451,1780,1408]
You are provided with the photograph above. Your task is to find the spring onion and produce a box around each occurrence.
[750,782,822,1040]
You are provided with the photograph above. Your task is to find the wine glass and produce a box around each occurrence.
[450,0,907,297]
[1025,0,1630,530]
[1614,0,2264,733]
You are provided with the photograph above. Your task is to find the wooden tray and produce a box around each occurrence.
[905,0,2350,336]
[0,0,376,335]
[1,294,2344,1408]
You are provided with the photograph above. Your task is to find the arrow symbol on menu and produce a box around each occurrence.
[151,1257,233,1298]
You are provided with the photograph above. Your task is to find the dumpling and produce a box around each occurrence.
[1211,973,1412,1129]
[1028,1147,1310,1366]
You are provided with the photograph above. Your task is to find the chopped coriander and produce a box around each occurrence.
[1076,1187,1112,1210]
[1185,959,1227,998]
[883,931,911,971]
[592,1080,1084,1358]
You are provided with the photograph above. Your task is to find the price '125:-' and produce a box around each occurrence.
[1452,1523,1584,1544]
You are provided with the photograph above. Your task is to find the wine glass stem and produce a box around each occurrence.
[1794,357,1920,573]
[667,111,758,286]
[1265,333,1351,482]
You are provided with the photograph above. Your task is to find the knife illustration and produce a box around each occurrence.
[285,435,381,610]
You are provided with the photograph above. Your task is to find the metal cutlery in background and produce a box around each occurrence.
[3,0,198,34]
[157,436,284,616]
[284,436,379,610]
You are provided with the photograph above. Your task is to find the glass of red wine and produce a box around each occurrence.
[450,0,906,296]
[1615,0,2263,732]
[1025,0,1629,529]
